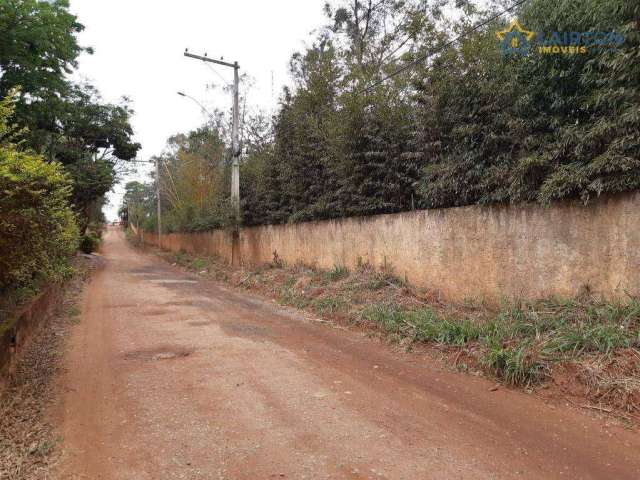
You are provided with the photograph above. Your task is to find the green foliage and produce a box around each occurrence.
[0,0,88,102]
[312,296,348,315]
[0,97,78,292]
[481,340,546,386]
[53,83,140,231]
[245,0,638,224]
[120,180,154,227]
[0,2,140,232]
[79,231,100,254]
[417,0,640,208]
[190,258,209,271]
[150,124,234,234]
[324,265,350,282]
[361,297,640,385]
[361,304,482,345]
[278,283,309,309]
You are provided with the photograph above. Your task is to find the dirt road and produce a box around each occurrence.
[53,228,640,479]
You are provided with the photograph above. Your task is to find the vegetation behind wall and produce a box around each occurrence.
[124,0,639,231]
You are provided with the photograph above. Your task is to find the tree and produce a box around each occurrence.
[0,0,88,150]
[0,1,140,232]
[125,0,640,231]
[0,0,88,98]
[416,0,640,207]
[239,1,438,223]
[150,124,233,233]
[120,181,147,227]
[50,83,140,232]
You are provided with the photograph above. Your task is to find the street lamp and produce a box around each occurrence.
[177,91,215,121]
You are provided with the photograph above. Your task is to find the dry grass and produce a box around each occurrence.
[577,350,640,415]
[0,257,94,480]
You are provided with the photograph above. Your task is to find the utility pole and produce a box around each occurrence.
[156,156,162,249]
[126,159,157,245]
[183,50,241,223]
[231,62,240,223]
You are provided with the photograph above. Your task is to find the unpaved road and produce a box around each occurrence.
[53,228,640,479]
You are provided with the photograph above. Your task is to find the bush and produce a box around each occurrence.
[0,97,78,292]
[79,232,100,254]
[0,150,79,291]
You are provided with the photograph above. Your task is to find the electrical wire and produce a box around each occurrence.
[358,0,530,94]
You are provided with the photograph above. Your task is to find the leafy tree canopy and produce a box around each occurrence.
[0,0,140,231]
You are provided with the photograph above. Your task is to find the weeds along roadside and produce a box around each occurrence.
[153,247,640,422]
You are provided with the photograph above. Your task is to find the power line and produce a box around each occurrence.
[203,62,232,88]
[359,0,529,94]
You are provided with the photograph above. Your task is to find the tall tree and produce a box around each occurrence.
[0,0,88,149]
[0,0,140,231]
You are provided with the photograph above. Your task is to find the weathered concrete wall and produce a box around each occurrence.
[140,192,640,302]
[0,286,64,389]
[144,229,234,262]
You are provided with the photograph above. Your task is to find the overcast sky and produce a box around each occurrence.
[69,0,328,221]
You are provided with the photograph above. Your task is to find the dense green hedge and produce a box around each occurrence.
[0,100,78,293]
[243,0,639,223]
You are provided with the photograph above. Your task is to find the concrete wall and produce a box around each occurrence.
[140,192,640,302]
[0,286,64,389]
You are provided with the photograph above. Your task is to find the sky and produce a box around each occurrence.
[69,0,328,221]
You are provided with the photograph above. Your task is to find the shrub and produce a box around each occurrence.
[79,231,100,254]
[0,150,78,291]
[0,95,78,292]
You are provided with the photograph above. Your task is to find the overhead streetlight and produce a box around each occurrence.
[177,91,215,120]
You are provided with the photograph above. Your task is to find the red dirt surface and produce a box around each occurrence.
[52,228,640,479]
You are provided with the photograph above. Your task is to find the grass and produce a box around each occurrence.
[318,265,349,284]
[482,340,547,386]
[361,305,481,345]
[190,258,208,271]
[278,278,309,309]
[361,299,640,386]
[312,296,348,315]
